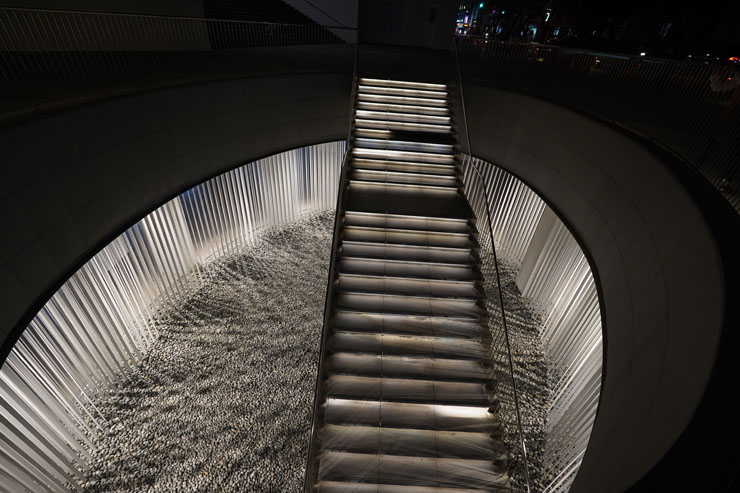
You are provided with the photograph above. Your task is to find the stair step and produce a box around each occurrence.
[358,92,448,107]
[339,257,478,281]
[359,78,448,91]
[337,292,483,318]
[337,274,479,299]
[344,211,470,234]
[350,180,461,194]
[330,332,488,360]
[351,169,458,187]
[355,118,452,134]
[354,137,454,154]
[358,85,448,99]
[356,110,450,125]
[329,353,491,382]
[334,311,485,340]
[326,375,492,406]
[319,424,499,459]
[324,399,497,432]
[341,241,474,264]
[353,128,454,144]
[317,451,510,489]
[353,147,455,164]
[343,226,473,249]
[352,158,457,176]
[356,100,449,115]
[317,481,508,493]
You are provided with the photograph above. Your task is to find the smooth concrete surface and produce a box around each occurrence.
[464,84,724,492]
[0,71,350,360]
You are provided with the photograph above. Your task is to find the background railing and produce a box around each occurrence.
[456,37,740,214]
[0,7,357,119]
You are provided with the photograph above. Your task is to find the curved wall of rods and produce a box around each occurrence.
[462,155,603,493]
[0,141,345,492]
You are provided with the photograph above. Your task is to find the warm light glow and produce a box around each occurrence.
[359,78,447,90]
[434,404,490,419]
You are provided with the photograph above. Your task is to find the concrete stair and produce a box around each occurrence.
[307,77,511,492]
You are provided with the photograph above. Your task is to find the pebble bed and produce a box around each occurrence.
[82,212,334,492]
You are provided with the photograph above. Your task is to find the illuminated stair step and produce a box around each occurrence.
[329,353,491,382]
[337,273,479,298]
[356,110,450,124]
[352,128,453,142]
[350,169,457,187]
[333,311,484,340]
[330,332,488,360]
[349,180,461,194]
[358,84,448,98]
[355,119,452,134]
[325,375,491,406]
[339,257,478,281]
[340,241,474,264]
[336,292,483,318]
[353,147,454,164]
[359,78,447,90]
[343,226,473,248]
[317,451,510,489]
[318,425,499,459]
[344,211,470,234]
[324,399,497,432]
[354,137,454,154]
[351,158,456,175]
[317,481,508,493]
[358,93,448,107]
[357,101,449,115]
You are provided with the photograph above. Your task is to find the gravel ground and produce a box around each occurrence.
[82,211,334,493]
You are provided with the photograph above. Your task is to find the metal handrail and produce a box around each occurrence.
[302,36,359,493]
[453,37,533,492]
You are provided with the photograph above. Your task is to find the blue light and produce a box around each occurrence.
[479,2,484,8]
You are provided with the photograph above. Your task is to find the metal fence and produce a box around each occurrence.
[456,37,740,214]
[0,7,357,118]
[0,141,344,492]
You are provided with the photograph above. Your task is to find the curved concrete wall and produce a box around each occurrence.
[464,85,724,492]
[0,72,350,360]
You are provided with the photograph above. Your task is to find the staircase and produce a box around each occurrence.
[306,78,511,492]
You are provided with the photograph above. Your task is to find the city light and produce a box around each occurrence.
[640,52,646,56]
